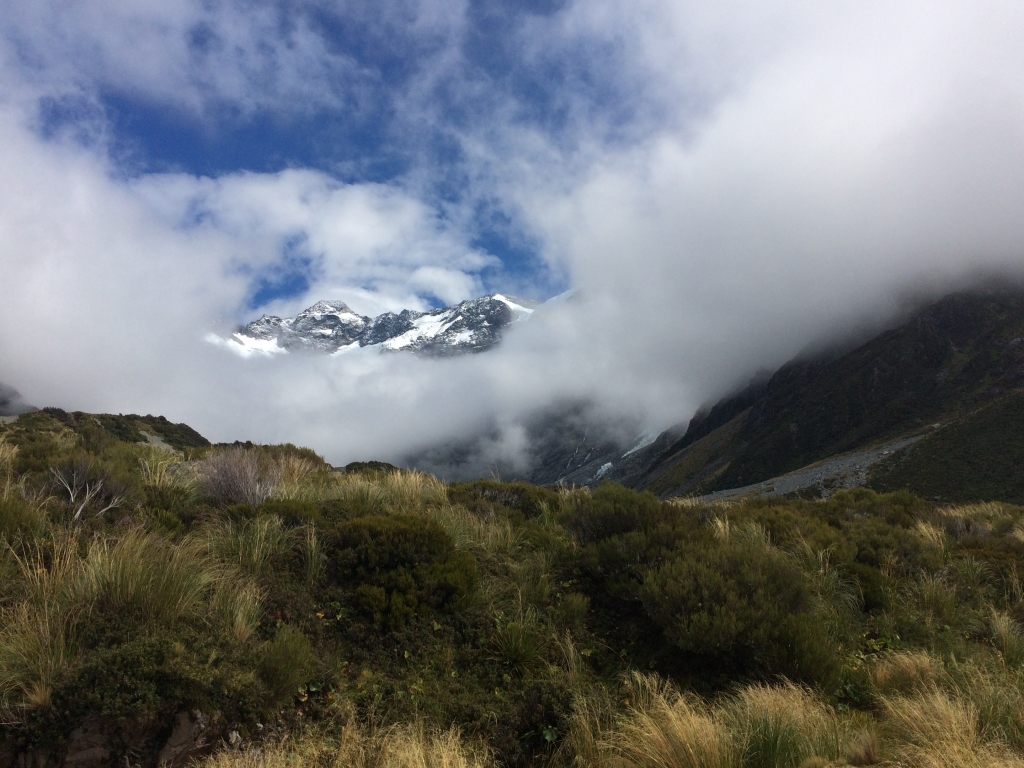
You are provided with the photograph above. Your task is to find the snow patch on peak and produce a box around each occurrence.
[492,294,535,315]
[205,332,286,358]
[219,292,543,359]
[300,300,365,323]
[623,432,659,457]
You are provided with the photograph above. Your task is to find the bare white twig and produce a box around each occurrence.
[95,493,125,518]
[72,480,104,521]
[50,465,87,504]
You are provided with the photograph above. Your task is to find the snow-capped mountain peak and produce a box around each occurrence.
[218,294,538,357]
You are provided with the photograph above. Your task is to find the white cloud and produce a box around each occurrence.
[2,0,1024,473]
[0,0,374,116]
[132,169,497,318]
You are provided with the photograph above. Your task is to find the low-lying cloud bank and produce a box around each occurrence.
[2,2,1024,469]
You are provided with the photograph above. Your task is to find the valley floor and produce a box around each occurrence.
[701,433,928,502]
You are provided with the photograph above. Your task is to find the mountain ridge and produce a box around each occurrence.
[613,287,1024,500]
[226,293,536,356]
[406,287,1024,504]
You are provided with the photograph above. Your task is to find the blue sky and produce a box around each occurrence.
[22,0,659,313]
[3,0,1024,461]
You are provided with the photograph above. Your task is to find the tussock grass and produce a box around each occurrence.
[304,469,445,514]
[380,470,448,513]
[912,572,960,626]
[667,496,730,510]
[197,723,494,768]
[870,653,1024,762]
[947,664,1024,754]
[989,609,1024,667]
[325,475,391,514]
[491,609,543,673]
[722,682,856,768]
[0,602,73,712]
[915,521,948,556]
[427,503,523,556]
[83,529,218,624]
[211,572,265,644]
[9,534,86,608]
[296,470,446,516]
[136,444,193,491]
[608,673,733,768]
[259,624,315,703]
[300,523,326,586]
[869,652,941,695]
[599,675,866,768]
[882,689,990,766]
[204,515,294,577]
[0,436,18,501]
[0,536,85,714]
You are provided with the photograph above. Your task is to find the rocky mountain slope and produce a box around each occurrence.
[226,294,536,356]
[0,382,33,416]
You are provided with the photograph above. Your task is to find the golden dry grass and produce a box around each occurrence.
[881,688,1024,767]
[595,674,866,768]
[606,673,733,768]
[197,723,494,768]
[914,522,947,555]
[0,435,18,500]
[869,652,941,695]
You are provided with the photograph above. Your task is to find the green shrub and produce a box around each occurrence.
[316,498,355,524]
[330,515,477,626]
[259,624,314,704]
[848,562,889,613]
[555,592,590,634]
[143,485,194,513]
[259,499,323,527]
[640,537,840,686]
[448,481,559,519]
[563,482,665,544]
[0,496,45,542]
[53,634,256,727]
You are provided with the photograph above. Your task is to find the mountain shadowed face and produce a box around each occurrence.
[0,382,34,416]
[1,1,1024,466]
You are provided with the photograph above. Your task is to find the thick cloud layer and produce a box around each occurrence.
[1,1,1023,467]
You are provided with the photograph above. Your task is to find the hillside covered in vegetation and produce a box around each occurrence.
[2,409,1024,767]
[635,289,1024,501]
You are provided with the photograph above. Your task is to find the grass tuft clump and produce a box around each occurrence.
[83,529,218,624]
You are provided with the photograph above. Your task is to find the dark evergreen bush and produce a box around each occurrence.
[259,499,323,527]
[449,480,560,519]
[639,537,840,686]
[563,482,664,544]
[330,515,477,626]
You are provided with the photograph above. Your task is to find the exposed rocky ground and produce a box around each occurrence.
[700,433,927,501]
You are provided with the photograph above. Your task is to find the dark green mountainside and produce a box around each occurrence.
[41,409,210,451]
[636,289,1024,499]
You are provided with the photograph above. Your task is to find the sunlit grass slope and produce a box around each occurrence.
[1,410,1024,766]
